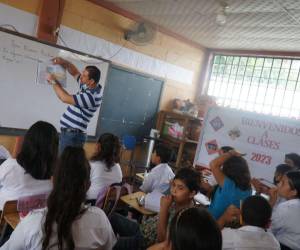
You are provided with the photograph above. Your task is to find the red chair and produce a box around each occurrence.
[17,193,48,219]
[95,182,133,218]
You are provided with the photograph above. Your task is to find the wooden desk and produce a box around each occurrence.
[136,173,145,181]
[120,191,156,216]
[4,213,20,229]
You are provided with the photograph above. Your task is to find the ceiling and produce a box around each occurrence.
[103,0,300,52]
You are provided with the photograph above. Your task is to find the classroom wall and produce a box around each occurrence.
[0,0,206,156]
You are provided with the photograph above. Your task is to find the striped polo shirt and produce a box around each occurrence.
[60,76,102,132]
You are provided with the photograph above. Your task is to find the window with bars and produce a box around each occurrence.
[207,55,300,118]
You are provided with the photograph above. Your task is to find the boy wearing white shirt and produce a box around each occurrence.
[222,195,280,250]
[140,144,174,194]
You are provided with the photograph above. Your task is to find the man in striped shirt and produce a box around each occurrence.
[47,57,102,153]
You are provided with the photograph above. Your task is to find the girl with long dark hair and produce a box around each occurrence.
[0,121,58,210]
[2,146,116,249]
[87,133,122,200]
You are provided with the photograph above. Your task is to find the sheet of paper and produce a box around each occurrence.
[37,61,67,87]
[194,192,210,206]
[144,190,163,212]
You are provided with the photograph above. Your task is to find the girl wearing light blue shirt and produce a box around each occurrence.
[208,151,252,219]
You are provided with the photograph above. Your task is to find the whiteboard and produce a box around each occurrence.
[0,28,109,136]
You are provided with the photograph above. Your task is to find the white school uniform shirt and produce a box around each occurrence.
[140,163,174,194]
[1,206,116,250]
[0,145,11,159]
[271,198,300,250]
[222,225,280,250]
[87,160,123,200]
[0,158,52,210]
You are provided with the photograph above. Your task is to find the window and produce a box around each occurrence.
[207,55,300,118]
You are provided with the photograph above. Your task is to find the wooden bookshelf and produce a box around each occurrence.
[156,111,202,168]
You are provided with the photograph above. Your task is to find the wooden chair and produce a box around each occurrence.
[102,183,122,218]
[0,200,17,244]
[95,182,133,218]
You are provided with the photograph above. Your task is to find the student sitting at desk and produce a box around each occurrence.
[1,146,116,250]
[87,133,122,200]
[0,121,58,210]
[141,168,201,247]
[269,171,300,250]
[222,195,280,250]
[208,150,252,220]
[140,143,174,194]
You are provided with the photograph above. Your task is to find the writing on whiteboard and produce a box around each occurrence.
[0,37,56,65]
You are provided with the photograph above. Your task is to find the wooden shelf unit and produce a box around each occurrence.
[156,111,202,168]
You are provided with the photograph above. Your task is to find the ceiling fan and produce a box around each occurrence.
[216,0,229,25]
[124,21,157,46]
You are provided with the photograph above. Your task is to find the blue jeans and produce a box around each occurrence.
[59,130,87,154]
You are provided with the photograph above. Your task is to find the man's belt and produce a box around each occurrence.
[61,127,85,134]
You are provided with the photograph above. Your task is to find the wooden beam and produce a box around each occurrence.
[88,0,205,50]
[37,0,65,43]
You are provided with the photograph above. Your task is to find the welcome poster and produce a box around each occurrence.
[194,107,300,182]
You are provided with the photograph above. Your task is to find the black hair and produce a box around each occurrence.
[242,195,271,228]
[276,164,294,175]
[274,164,293,184]
[285,153,300,168]
[222,156,251,190]
[174,168,201,193]
[17,121,58,180]
[85,65,101,84]
[154,143,172,163]
[91,133,121,171]
[220,146,234,153]
[169,207,222,250]
[42,146,91,250]
[285,171,300,199]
